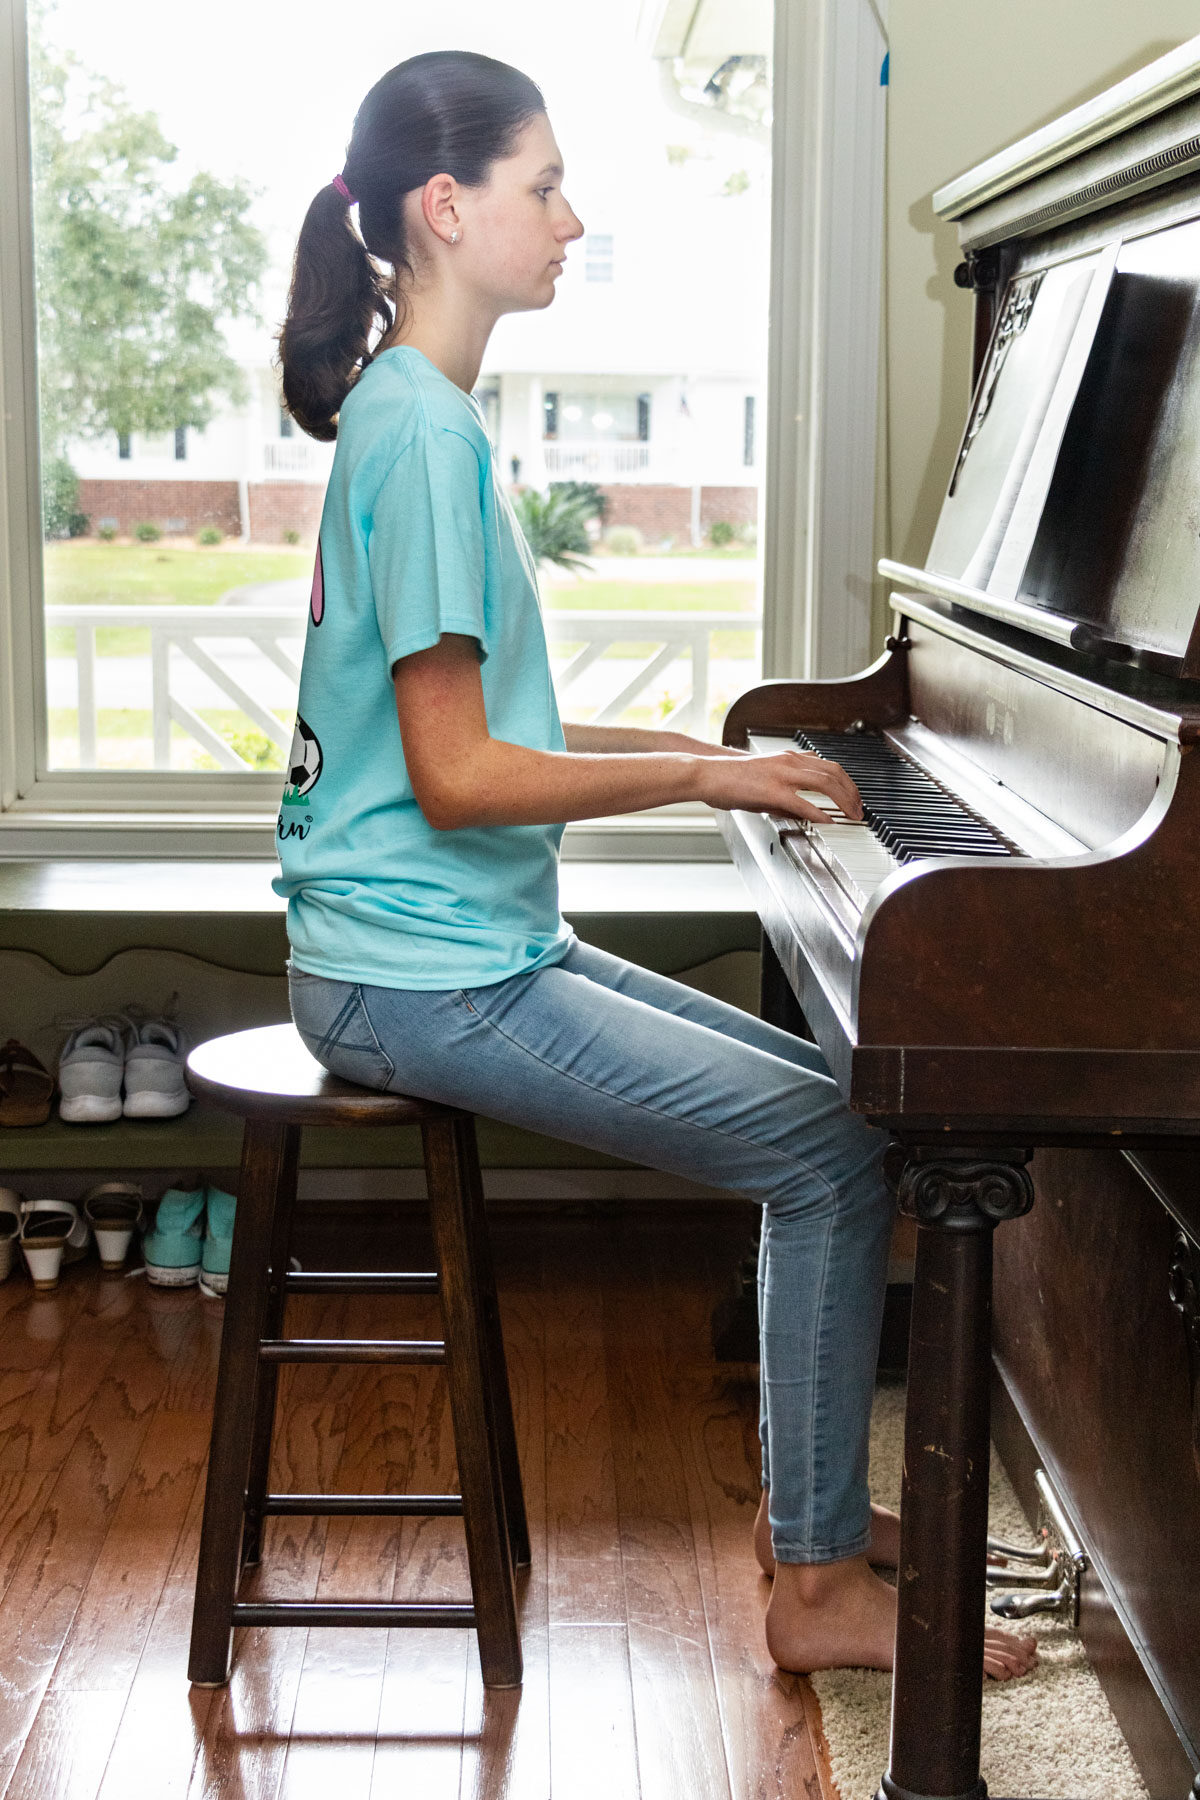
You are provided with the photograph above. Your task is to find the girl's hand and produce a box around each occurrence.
[696,749,863,824]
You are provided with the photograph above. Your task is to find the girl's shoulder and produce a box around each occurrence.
[341,347,490,465]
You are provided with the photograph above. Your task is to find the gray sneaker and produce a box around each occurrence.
[58,1019,127,1124]
[123,1015,190,1118]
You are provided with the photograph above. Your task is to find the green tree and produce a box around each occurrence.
[28,3,266,472]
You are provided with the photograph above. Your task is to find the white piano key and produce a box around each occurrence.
[766,789,844,834]
[806,820,900,909]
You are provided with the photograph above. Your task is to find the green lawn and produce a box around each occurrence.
[42,542,311,607]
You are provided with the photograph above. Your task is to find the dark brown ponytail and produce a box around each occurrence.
[278,51,545,440]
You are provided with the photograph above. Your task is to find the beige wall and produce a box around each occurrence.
[885,2,1200,570]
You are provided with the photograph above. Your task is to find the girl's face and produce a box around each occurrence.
[419,112,585,317]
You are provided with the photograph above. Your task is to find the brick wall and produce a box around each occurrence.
[600,485,692,540]
[598,484,757,544]
[77,480,241,537]
[699,485,758,530]
[247,483,325,544]
[77,476,756,548]
[75,479,328,543]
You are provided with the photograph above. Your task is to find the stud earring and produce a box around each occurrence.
[450,230,460,244]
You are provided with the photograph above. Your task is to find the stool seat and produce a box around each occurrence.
[186,1022,460,1125]
[185,1022,526,1692]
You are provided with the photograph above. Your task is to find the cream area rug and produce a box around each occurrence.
[809,1381,1150,1800]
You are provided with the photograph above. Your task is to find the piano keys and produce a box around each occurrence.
[718,33,1200,1800]
[759,727,1019,911]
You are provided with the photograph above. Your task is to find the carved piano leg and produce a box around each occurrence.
[877,1150,1034,1800]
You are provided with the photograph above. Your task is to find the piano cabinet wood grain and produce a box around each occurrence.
[991,1146,1200,1793]
[855,744,1200,1069]
[722,643,908,748]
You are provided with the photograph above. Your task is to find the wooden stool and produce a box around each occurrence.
[183,1023,527,1689]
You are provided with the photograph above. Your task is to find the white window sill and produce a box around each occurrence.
[0,807,730,862]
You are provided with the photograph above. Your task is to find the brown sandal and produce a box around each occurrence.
[0,1042,54,1128]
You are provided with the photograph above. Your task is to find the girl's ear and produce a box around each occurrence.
[421,174,460,243]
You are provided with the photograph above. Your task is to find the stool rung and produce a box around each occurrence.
[260,1492,463,1517]
[231,1601,475,1629]
[258,1337,445,1364]
[285,1271,439,1295]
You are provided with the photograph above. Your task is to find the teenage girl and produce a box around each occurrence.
[274,48,1036,1682]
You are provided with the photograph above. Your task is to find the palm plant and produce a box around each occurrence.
[510,485,594,573]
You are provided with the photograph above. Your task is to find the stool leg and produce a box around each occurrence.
[240,1125,300,1568]
[423,1118,522,1689]
[189,1119,298,1686]
[455,1116,530,1567]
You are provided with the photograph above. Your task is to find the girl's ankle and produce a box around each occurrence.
[771,1552,868,1604]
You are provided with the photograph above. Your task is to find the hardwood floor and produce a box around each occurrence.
[0,1206,834,1800]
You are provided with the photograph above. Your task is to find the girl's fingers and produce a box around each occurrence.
[776,794,849,825]
[775,754,863,820]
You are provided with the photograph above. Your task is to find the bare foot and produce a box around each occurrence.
[765,1554,1040,1679]
[754,1488,901,1577]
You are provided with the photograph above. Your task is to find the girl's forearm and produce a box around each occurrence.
[424,737,705,829]
[561,721,728,757]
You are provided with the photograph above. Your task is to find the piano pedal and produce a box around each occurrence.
[987,1468,1088,1625]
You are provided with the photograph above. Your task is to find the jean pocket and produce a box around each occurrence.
[290,976,395,1091]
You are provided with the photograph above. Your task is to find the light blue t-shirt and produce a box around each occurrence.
[272,344,574,989]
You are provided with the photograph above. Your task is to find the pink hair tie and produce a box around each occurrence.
[332,173,357,206]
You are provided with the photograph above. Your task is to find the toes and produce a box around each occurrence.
[982,1630,1038,1680]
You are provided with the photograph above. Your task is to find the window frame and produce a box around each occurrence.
[0,0,886,859]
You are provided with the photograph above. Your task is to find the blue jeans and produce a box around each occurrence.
[288,939,893,1563]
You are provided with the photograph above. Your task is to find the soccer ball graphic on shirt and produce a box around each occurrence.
[282,715,322,802]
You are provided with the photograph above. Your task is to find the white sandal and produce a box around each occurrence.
[19,1199,80,1291]
[82,1182,144,1271]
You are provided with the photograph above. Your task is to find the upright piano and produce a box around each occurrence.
[720,37,1200,1800]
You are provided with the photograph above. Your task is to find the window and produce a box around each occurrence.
[279,407,293,440]
[584,233,614,282]
[0,0,887,856]
[744,395,756,467]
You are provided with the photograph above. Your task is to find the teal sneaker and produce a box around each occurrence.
[199,1184,236,1299]
[142,1186,204,1287]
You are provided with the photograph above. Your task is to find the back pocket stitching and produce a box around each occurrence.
[353,987,396,1086]
[314,988,362,1062]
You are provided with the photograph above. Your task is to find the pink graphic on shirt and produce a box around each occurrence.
[310,539,325,626]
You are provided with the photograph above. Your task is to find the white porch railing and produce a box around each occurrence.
[262,439,329,477]
[47,603,306,771]
[543,442,651,478]
[546,609,759,738]
[45,603,761,770]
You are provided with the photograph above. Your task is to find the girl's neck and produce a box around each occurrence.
[380,289,495,395]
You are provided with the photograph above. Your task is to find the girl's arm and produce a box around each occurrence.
[394,634,862,830]
[562,721,730,757]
